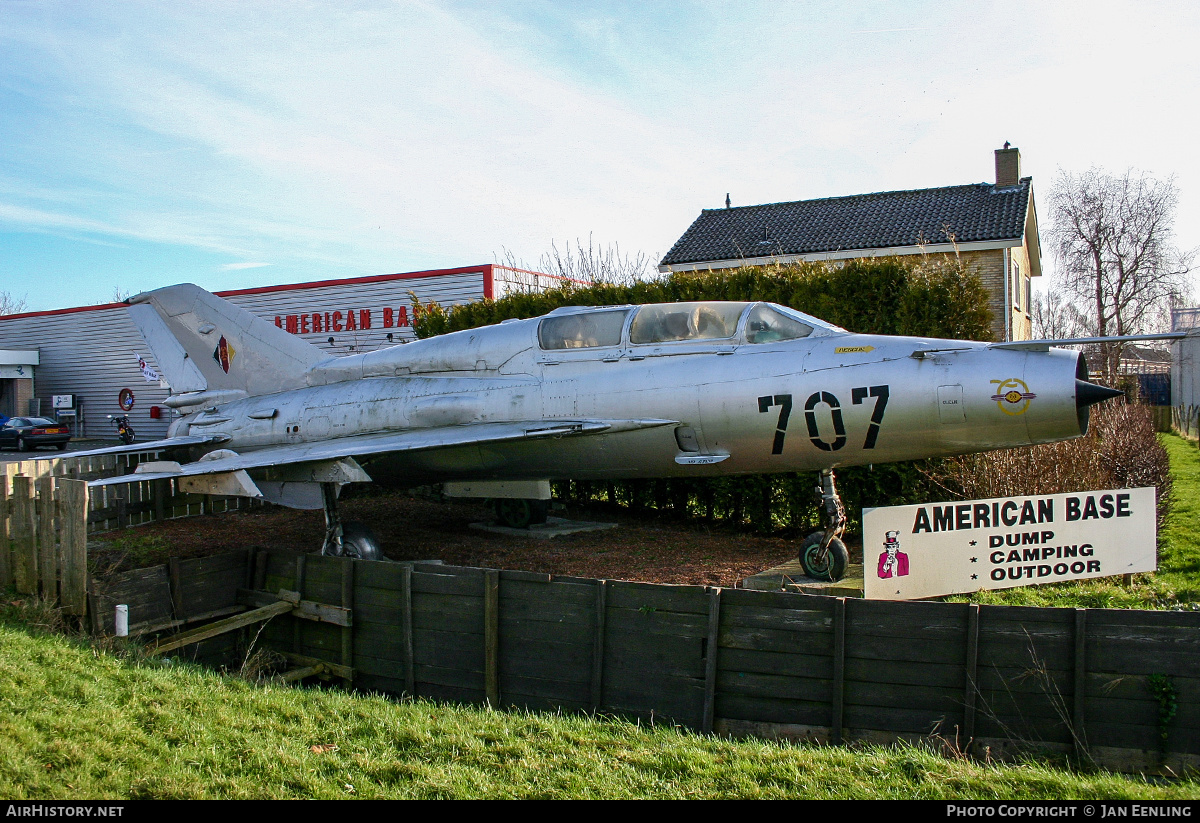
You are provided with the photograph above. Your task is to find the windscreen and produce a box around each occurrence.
[538,309,630,349]
[744,303,814,343]
[629,302,747,344]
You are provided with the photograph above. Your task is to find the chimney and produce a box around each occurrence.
[995,144,1021,187]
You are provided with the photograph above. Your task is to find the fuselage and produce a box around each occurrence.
[167,301,1087,485]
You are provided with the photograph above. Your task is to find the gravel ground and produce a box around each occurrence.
[90,487,865,587]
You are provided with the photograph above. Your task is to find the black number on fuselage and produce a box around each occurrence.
[804,391,846,452]
[758,394,792,454]
[851,385,890,449]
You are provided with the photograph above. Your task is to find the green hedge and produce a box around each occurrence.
[412,258,994,536]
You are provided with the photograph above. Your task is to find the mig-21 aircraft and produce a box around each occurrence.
[64,283,1179,581]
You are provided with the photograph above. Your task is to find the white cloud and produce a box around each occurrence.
[220,262,272,271]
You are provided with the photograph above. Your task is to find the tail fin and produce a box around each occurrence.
[128,283,327,397]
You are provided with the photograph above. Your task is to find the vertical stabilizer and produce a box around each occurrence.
[128,284,327,397]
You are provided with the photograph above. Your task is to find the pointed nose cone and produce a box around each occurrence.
[1075,379,1124,435]
[1076,379,1124,410]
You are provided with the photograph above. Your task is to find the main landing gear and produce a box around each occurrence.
[319,482,383,560]
[799,468,850,582]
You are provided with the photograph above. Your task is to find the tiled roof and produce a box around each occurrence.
[660,178,1033,267]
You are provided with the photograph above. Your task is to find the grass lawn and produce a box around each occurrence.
[0,620,1196,799]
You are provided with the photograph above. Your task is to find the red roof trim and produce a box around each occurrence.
[0,265,495,321]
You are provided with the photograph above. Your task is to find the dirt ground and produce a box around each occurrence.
[92,487,864,587]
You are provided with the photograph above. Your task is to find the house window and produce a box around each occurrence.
[1011,261,1022,311]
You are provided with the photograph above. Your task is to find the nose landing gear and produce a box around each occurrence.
[799,468,849,581]
[319,482,382,560]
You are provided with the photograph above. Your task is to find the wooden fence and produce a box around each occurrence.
[91,548,1200,775]
[0,473,88,614]
[2,453,260,535]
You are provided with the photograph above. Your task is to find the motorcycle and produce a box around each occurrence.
[108,414,135,445]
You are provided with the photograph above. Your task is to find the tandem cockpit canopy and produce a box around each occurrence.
[536,302,843,351]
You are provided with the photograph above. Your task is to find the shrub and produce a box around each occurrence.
[926,401,1171,524]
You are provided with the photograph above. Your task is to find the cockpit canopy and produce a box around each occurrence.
[537,301,842,350]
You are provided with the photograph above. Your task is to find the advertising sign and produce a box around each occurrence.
[863,487,1157,600]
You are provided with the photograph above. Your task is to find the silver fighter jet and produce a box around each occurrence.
[73,284,1174,580]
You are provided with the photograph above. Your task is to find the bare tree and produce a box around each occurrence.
[1048,166,1193,381]
[0,292,28,315]
[1029,285,1090,340]
[496,235,655,289]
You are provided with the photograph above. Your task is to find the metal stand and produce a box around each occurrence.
[815,468,847,562]
[320,482,344,556]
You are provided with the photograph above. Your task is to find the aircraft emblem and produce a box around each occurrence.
[213,336,236,373]
[990,378,1036,415]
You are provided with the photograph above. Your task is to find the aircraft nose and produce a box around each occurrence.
[1075,379,1123,410]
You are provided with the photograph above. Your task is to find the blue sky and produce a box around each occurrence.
[3,0,1199,312]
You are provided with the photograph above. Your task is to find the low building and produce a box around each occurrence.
[0,264,552,440]
[1171,307,1200,411]
[659,146,1042,341]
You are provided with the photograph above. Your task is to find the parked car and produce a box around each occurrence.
[0,417,71,451]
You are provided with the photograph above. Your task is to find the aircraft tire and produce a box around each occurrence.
[800,533,848,582]
[339,521,383,561]
[494,498,549,529]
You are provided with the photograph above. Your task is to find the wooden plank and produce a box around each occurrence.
[11,476,35,595]
[715,696,833,728]
[498,617,594,648]
[57,480,88,617]
[605,606,709,637]
[150,600,294,655]
[497,673,591,705]
[715,669,834,703]
[718,646,833,680]
[702,587,721,734]
[484,569,499,706]
[36,476,56,603]
[717,624,838,656]
[239,589,352,626]
[606,580,711,613]
[279,652,354,682]
[499,650,592,685]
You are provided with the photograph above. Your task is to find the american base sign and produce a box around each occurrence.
[863,487,1157,600]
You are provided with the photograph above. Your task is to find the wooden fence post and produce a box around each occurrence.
[590,580,608,711]
[702,587,722,734]
[963,603,980,747]
[484,569,499,706]
[36,476,57,603]
[831,597,846,745]
[0,474,11,589]
[11,476,36,595]
[340,559,354,684]
[57,479,88,617]
[401,564,414,696]
[1073,609,1089,764]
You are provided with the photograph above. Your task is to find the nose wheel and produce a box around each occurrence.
[799,469,849,581]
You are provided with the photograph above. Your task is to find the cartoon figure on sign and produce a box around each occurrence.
[877,530,909,579]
